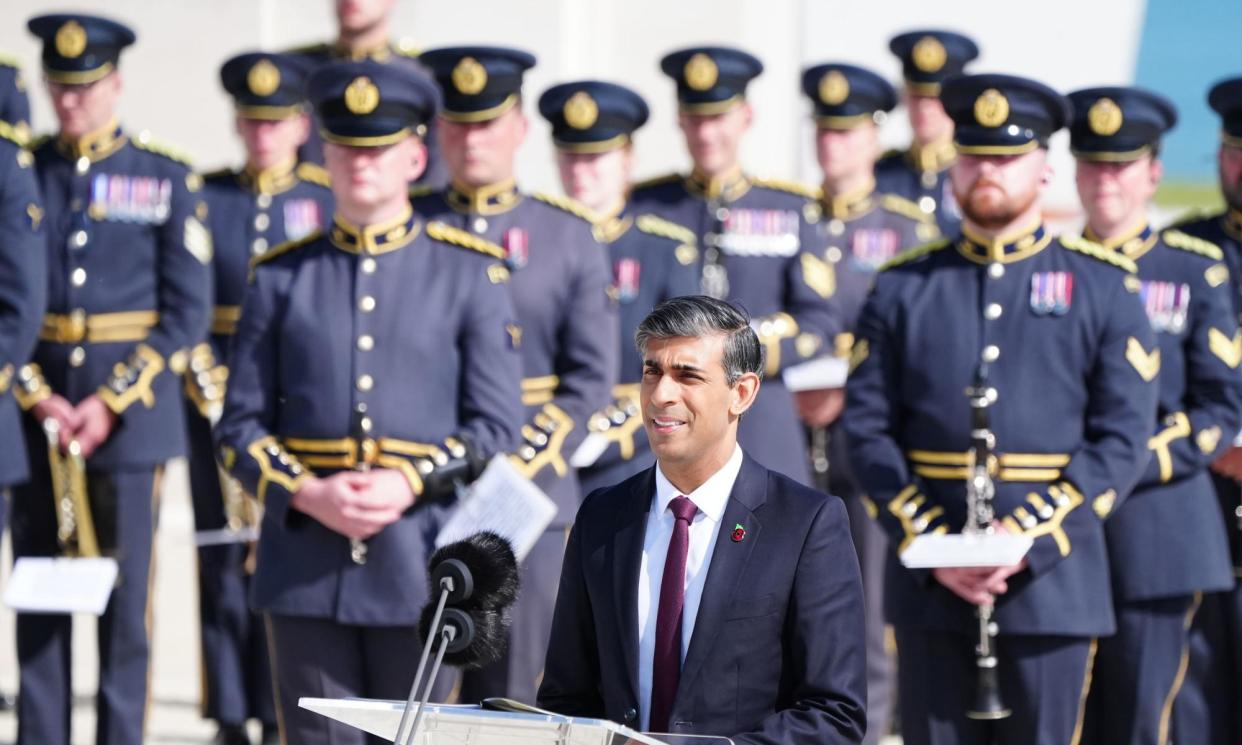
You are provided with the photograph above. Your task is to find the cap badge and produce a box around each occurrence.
[819,70,850,106]
[55,20,88,59]
[974,88,1010,128]
[684,52,718,92]
[563,90,599,130]
[247,59,281,97]
[912,36,947,73]
[343,76,380,115]
[1088,97,1124,136]
[452,56,488,95]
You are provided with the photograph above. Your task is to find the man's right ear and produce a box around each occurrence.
[729,371,761,417]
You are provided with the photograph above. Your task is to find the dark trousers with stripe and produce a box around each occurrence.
[1174,585,1242,745]
[186,406,275,726]
[458,527,566,705]
[896,627,1097,745]
[1083,594,1200,745]
[10,465,160,745]
[265,614,455,745]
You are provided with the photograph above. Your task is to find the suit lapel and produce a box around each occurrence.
[675,455,768,701]
[612,467,654,706]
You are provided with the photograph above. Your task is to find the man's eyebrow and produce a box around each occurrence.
[643,359,707,373]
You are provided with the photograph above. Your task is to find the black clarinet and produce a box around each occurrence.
[964,369,1010,720]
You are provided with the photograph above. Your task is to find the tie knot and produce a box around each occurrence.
[669,495,698,524]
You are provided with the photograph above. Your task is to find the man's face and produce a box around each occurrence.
[235,114,310,170]
[906,92,954,145]
[951,149,1048,230]
[323,137,424,212]
[678,103,751,177]
[48,72,122,139]
[555,146,632,214]
[815,124,878,183]
[1075,155,1161,231]
[335,0,394,33]
[1219,145,1242,211]
[437,107,527,187]
[641,334,757,471]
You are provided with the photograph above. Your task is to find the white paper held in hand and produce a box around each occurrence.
[435,455,557,563]
[4,557,119,615]
[568,433,609,469]
[899,532,1032,569]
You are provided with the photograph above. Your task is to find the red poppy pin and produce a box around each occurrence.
[731,523,746,542]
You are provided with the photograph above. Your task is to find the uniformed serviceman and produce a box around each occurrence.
[795,60,939,745]
[876,30,980,235]
[629,46,839,485]
[843,74,1159,745]
[1065,86,1242,745]
[536,80,699,494]
[0,52,31,143]
[214,60,523,745]
[413,46,618,703]
[286,0,445,187]
[1170,76,1242,745]
[189,51,334,745]
[12,13,212,745]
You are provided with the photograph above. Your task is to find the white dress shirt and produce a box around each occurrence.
[637,444,744,731]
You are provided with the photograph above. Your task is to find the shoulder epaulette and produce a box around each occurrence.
[879,238,950,271]
[1060,235,1138,273]
[1162,228,1224,261]
[533,192,597,223]
[636,214,696,245]
[29,133,52,150]
[0,53,20,70]
[426,221,506,259]
[631,172,681,191]
[393,38,421,57]
[751,175,819,200]
[249,232,320,270]
[880,193,935,223]
[295,162,330,187]
[0,120,27,148]
[878,148,903,161]
[283,41,329,55]
[408,183,437,199]
[132,133,193,166]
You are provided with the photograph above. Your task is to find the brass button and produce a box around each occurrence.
[71,268,87,287]
[358,295,376,313]
[361,257,377,274]
[254,213,270,231]
[69,346,86,367]
[357,334,374,351]
[356,374,373,392]
[252,238,268,254]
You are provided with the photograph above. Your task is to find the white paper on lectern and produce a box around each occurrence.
[4,557,118,615]
[435,455,557,562]
[900,533,1033,569]
[782,357,848,392]
[569,433,610,469]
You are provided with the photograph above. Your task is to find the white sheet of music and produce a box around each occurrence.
[435,455,557,563]
[4,557,118,615]
[900,533,1032,569]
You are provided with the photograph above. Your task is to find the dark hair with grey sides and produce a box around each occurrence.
[635,295,763,385]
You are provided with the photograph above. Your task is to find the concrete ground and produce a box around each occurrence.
[0,460,903,744]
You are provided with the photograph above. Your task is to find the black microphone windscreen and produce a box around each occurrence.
[419,605,512,670]
[428,531,519,610]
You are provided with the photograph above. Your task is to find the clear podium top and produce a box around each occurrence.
[299,697,735,745]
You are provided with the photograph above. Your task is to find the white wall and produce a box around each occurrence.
[0,0,1146,210]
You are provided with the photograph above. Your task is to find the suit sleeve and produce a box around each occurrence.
[755,217,841,379]
[213,262,308,526]
[98,164,212,416]
[843,276,950,551]
[535,510,606,717]
[455,263,524,459]
[511,226,618,483]
[1000,274,1159,576]
[734,497,867,745]
[0,151,45,379]
[1137,264,1242,487]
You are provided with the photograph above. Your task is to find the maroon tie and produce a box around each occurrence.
[650,495,698,732]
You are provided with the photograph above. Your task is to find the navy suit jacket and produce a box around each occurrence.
[537,454,867,745]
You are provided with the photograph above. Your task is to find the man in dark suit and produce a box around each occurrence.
[537,295,867,744]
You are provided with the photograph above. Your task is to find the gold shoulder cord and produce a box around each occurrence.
[44,418,100,558]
